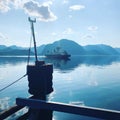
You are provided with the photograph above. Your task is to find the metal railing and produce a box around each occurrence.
[1,97,120,120]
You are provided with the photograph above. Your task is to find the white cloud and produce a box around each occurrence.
[0,0,57,22]
[23,1,57,22]
[0,0,10,12]
[88,26,98,31]
[43,0,53,6]
[63,28,74,35]
[0,0,25,12]
[51,28,74,38]
[51,32,57,36]
[10,0,25,9]
[0,32,9,45]
[0,32,8,40]
[63,0,69,4]
[69,5,85,11]
[82,34,94,39]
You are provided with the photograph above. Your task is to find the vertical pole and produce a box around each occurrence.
[27,17,54,120]
[28,17,38,62]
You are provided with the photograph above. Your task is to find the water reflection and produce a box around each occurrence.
[0,97,28,120]
[0,55,120,120]
[44,55,120,72]
[0,56,120,71]
[44,58,70,70]
[0,97,10,112]
[0,56,28,65]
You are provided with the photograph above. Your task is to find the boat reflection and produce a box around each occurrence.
[44,57,70,70]
[44,55,120,72]
[0,55,120,72]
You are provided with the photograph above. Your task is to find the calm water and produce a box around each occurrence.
[0,55,120,120]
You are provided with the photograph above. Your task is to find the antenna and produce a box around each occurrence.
[28,17,38,62]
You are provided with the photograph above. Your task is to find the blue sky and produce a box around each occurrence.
[0,0,120,47]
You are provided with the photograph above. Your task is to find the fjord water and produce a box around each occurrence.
[0,56,120,120]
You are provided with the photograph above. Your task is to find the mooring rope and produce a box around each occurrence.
[0,20,36,93]
[0,74,27,93]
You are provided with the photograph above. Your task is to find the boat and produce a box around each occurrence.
[45,46,71,59]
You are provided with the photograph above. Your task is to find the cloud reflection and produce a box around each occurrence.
[69,101,85,106]
[88,80,98,86]
[0,97,10,111]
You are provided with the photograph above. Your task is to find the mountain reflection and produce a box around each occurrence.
[0,56,28,65]
[44,55,120,71]
[0,56,120,71]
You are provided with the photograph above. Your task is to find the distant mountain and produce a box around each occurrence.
[84,44,119,55]
[115,48,120,54]
[0,45,7,50]
[41,39,86,55]
[37,45,46,55]
[40,39,119,56]
[8,45,25,50]
[0,45,33,56]
[0,39,120,56]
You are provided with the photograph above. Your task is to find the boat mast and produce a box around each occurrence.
[28,17,38,62]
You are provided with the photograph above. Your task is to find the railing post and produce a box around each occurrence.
[27,61,53,119]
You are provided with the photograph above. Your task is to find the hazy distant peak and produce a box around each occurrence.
[0,39,120,55]
[0,45,7,49]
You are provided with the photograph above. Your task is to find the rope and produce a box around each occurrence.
[0,74,27,93]
[0,23,36,93]
[0,23,34,93]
